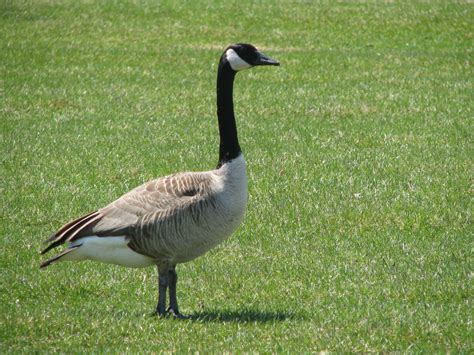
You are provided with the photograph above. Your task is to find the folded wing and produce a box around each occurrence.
[42,171,214,257]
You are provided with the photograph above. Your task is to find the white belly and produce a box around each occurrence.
[64,236,155,268]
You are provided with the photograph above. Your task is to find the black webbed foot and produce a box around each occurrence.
[166,307,190,319]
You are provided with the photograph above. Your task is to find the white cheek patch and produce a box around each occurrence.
[225,48,252,71]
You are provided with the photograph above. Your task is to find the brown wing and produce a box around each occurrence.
[41,171,213,255]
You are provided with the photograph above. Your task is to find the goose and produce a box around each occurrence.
[40,43,279,318]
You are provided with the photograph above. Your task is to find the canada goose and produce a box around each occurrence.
[40,43,279,318]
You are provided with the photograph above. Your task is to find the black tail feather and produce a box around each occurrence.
[40,245,81,269]
[41,211,101,255]
[43,211,98,244]
[41,240,64,255]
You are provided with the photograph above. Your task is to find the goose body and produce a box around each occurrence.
[47,155,247,267]
[41,44,279,317]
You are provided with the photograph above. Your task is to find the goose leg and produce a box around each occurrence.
[167,266,188,319]
[156,267,169,316]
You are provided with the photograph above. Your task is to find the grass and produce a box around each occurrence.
[1,0,472,352]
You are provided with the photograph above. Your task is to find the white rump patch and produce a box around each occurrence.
[225,49,252,71]
[63,236,155,268]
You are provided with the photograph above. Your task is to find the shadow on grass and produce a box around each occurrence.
[189,308,302,323]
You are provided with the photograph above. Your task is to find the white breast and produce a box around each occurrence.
[173,154,248,262]
[211,155,248,220]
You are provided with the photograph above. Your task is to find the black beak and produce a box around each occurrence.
[255,52,280,66]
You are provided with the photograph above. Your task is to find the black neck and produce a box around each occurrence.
[216,58,241,168]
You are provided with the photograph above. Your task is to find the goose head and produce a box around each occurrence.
[223,43,280,72]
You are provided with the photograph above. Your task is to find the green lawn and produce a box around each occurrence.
[1,0,472,352]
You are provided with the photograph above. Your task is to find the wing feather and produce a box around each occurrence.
[42,171,214,256]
